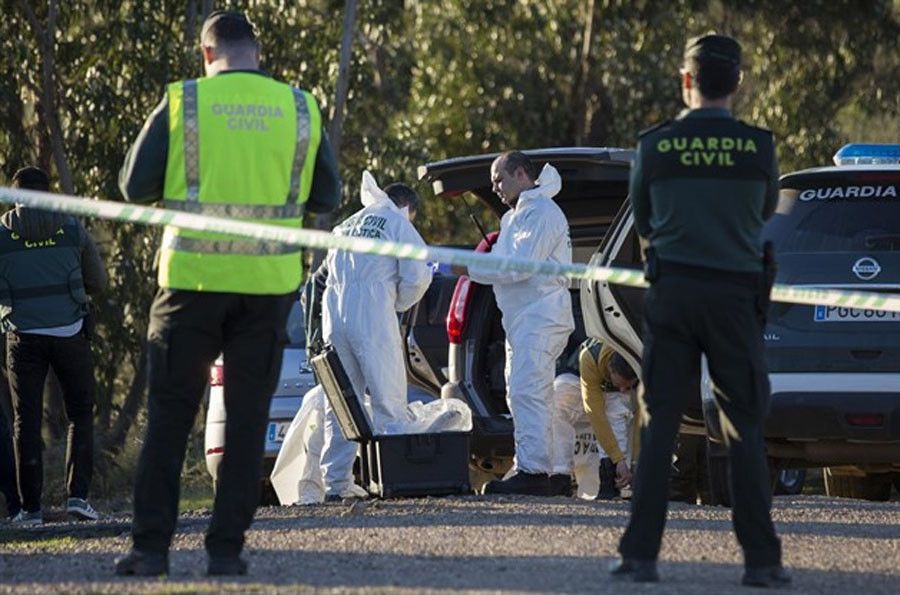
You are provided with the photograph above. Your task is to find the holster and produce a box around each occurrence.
[643,246,659,283]
[758,241,777,325]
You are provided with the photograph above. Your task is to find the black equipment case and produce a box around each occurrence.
[310,345,471,498]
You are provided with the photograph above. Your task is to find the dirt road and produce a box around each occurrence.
[1,495,898,593]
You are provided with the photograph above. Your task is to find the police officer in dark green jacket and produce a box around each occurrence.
[1,166,107,526]
[610,35,790,589]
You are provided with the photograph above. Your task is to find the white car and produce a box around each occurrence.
[204,301,317,501]
[204,299,440,502]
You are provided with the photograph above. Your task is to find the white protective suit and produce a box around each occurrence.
[596,390,636,463]
[467,164,575,474]
[270,385,366,504]
[553,373,601,498]
[323,172,432,435]
[320,397,361,496]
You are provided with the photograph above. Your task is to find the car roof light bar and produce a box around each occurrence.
[833,143,900,166]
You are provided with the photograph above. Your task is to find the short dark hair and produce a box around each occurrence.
[686,58,740,100]
[11,166,50,191]
[608,352,637,381]
[201,10,258,49]
[683,34,742,100]
[499,151,538,181]
[384,182,420,212]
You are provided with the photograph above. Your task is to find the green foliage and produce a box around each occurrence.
[0,0,896,496]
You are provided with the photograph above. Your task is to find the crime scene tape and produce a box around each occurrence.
[2,185,900,314]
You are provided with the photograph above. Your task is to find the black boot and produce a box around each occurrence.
[549,474,574,497]
[609,557,659,582]
[114,549,169,576]
[742,565,792,588]
[482,471,552,496]
[596,457,620,500]
[207,555,249,576]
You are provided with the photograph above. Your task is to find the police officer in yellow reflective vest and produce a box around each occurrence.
[115,11,340,577]
[610,35,790,589]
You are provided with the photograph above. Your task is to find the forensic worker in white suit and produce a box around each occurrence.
[453,151,575,496]
[322,172,432,436]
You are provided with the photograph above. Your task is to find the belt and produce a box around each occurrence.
[657,259,762,289]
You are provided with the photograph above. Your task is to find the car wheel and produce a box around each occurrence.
[824,468,892,501]
[773,468,806,496]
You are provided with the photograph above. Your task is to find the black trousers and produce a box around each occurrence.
[0,397,21,517]
[131,289,291,557]
[618,272,781,569]
[0,340,20,517]
[7,330,96,512]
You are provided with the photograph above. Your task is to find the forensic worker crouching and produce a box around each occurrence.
[610,34,790,588]
[115,10,340,577]
[453,152,575,497]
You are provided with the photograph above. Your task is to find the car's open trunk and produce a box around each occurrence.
[414,148,633,465]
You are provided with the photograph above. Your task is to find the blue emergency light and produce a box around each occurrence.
[833,143,900,166]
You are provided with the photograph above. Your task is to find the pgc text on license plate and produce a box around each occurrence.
[814,305,900,322]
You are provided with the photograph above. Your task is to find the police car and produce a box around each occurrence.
[583,144,900,502]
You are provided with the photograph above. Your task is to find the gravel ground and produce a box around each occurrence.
[0,495,898,594]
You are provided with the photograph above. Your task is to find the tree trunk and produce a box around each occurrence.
[571,0,597,146]
[100,343,148,457]
[19,0,75,194]
[185,0,197,49]
[329,0,358,161]
[308,0,358,270]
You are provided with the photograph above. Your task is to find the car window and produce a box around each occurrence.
[766,183,900,253]
[285,301,305,346]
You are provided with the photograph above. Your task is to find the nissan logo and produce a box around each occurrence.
[852,257,881,281]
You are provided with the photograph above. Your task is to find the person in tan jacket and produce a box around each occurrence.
[579,341,640,499]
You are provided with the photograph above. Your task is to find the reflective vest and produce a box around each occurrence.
[161,72,322,294]
[0,219,88,331]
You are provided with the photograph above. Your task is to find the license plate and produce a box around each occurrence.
[266,421,290,444]
[813,305,900,322]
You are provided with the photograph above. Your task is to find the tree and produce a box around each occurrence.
[0,0,896,498]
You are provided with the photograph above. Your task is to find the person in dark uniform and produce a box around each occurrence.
[2,167,107,526]
[610,34,790,588]
[115,11,340,576]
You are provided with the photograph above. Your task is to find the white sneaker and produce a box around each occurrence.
[66,498,100,521]
[339,483,369,499]
[11,509,43,526]
[324,483,369,502]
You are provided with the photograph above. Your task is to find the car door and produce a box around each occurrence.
[583,201,710,436]
[400,268,460,394]
[580,200,645,372]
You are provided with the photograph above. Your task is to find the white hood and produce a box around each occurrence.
[360,170,391,207]
[519,163,562,201]
[360,170,408,218]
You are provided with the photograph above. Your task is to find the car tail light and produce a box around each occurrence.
[447,276,472,344]
[209,363,224,387]
[845,413,884,427]
[446,231,499,345]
